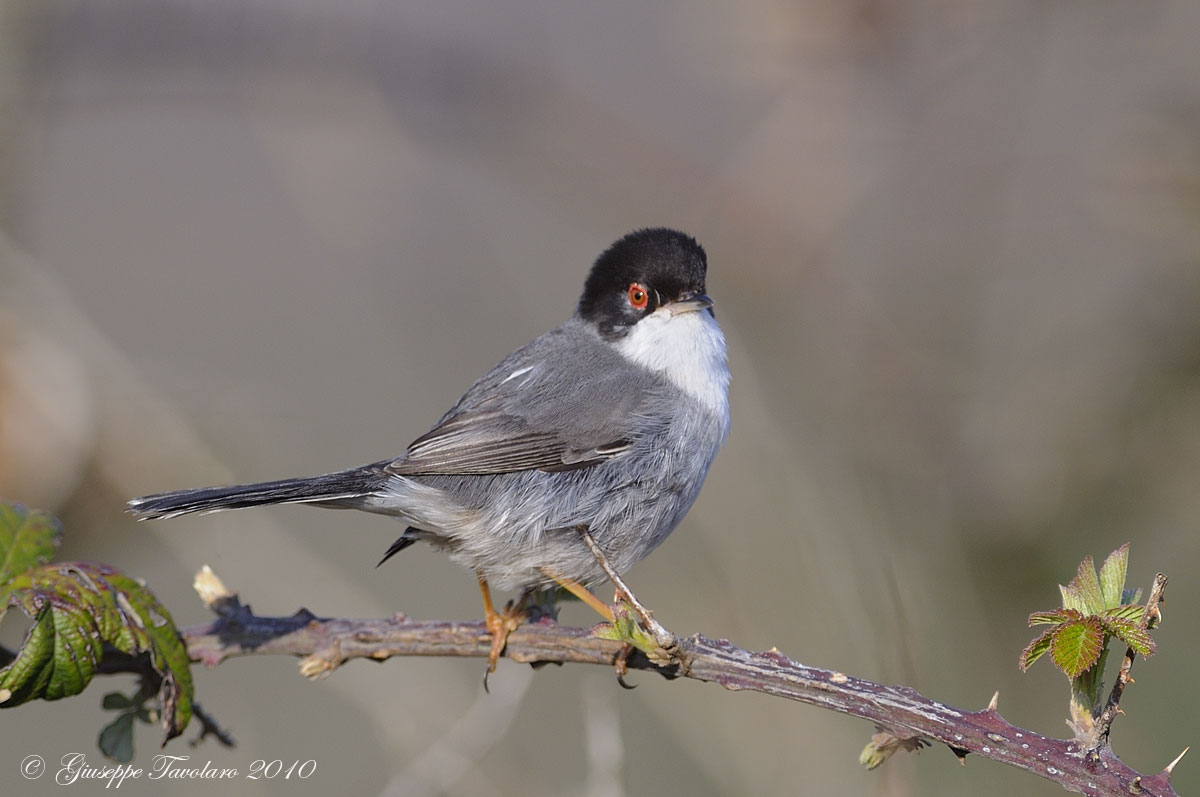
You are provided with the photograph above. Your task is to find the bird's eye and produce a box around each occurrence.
[627,283,649,310]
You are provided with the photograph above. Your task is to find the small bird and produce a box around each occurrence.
[129,228,730,675]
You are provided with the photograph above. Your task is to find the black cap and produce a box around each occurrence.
[577,228,708,339]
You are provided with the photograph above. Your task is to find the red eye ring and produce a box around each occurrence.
[627,283,649,309]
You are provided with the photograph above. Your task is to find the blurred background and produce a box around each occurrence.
[1,1,1198,795]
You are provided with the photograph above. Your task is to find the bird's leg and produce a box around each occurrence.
[538,568,614,622]
[573,525,677,656]
[535,526,679,671]
[537,567,656,678]
[476,573,524,689]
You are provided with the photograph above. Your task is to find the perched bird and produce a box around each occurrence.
[130,228,731,674]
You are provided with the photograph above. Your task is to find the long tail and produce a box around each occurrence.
[128,467,385,520]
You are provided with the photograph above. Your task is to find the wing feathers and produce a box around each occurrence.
[386,321,658,477]
[387,417,631,475]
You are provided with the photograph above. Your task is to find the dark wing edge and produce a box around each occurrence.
[385,408,632,476]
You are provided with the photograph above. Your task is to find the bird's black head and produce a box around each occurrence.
[577,228,710,340]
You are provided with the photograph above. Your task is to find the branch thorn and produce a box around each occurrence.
[1164,746,1189,777]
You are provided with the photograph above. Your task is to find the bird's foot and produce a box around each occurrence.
[566,525,679,673]
[613,643,637,689]
[477,574,530,691]
[593,599,676,667]
[613,586,677,656]
[482,599,526,690]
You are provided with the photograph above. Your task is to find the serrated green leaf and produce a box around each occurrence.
[99,569,194,740]
[98,711,136,763]
[1050,617,1105,679]
[0,603,60,705]
[1029,608,1082,626]
[1019,627,1056,671]
[0,503,61,587]
[1104,604,1145,622]
[1059,584,1087,614]
[1067,556,1105,614]
[1122,587,1143,606]
[1098,544,1129,609]
[1098,616,1156,657]
[0,561,193,744]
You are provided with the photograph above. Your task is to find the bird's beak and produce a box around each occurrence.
[667,291,714,316]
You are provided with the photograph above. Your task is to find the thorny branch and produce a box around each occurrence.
[178,575,1180,797]
[1094,573,1168,751]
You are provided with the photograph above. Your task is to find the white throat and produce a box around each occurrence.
[614,307,731,416]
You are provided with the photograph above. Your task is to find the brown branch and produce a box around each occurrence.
[180,596,1180,796]
[1094,572,1168,750]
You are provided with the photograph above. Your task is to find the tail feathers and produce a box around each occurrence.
[376,531,419,567]
[128,468,383,520]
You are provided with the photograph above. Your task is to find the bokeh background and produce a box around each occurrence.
[2,1,1198,795]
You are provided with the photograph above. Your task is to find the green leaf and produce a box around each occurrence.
[859,728,926,770]
[0,503,61,588]
[98,568,194,741]
[1059,584,1088,614]
[1029,608,1081,626]
[1097,544,1129,609]
[0,603,59,705]
[0,562,193,743]
[591,601,663,660]
[102,692,134,710]
[98,711,136,763]
[1103,604,1145,622]
[1062,556,1105,614]
[1019,627,1056,671]
[1098,616,1156,657]
[1050,617,1105,679]
[1121,587,1143,606]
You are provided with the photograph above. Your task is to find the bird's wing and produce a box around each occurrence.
[386,407,633,475]
[386,326,657,477]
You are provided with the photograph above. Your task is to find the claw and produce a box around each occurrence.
[477,574,526,690]
[614,643,637,689]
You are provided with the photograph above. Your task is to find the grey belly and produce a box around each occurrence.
[374,451,710,591]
